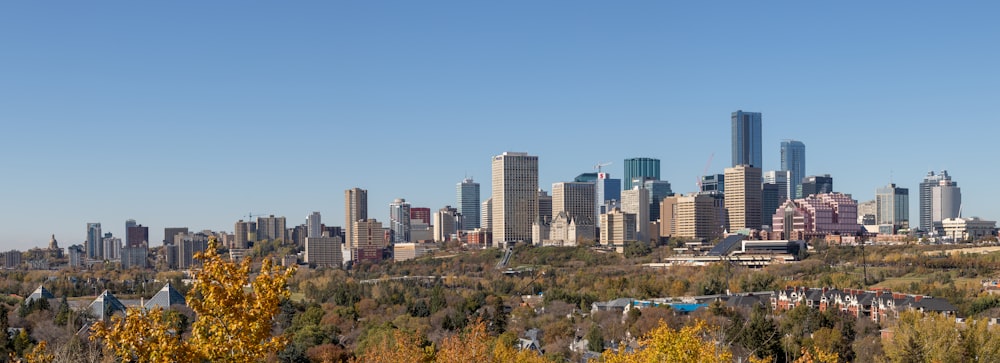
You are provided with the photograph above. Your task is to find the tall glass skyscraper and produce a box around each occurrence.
[731,110,762,168]
[389,198,411,243]
[877,183,909,230]
[457,178,481,230]
[780,140,806,198]
[86,222,102,259]
[623,157,660,190]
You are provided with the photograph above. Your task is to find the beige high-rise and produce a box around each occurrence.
[621,187,650,242]
[600,208,636,246]
[491,152,539,244]
[344,188,368,250]
[724,165,762,231]
[661,193,725,240]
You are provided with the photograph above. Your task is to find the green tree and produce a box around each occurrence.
[586,324,604,352]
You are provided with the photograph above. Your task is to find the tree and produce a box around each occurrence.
[91,237,296,363]
[586,324,604,352]
[602,320,733,363]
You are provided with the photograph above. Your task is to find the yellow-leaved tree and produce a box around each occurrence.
[92,237,295,363]
[602,320,734,363]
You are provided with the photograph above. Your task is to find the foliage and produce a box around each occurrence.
[91,237,295,363]
[602,319,733,363]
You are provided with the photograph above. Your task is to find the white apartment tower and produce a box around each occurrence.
[306,212,322,239]
[491,152,539,244]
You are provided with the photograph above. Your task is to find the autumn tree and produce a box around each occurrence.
[91,237,295,363]
[602,320,734,363]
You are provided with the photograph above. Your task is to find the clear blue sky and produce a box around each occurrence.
[2,2,998,250]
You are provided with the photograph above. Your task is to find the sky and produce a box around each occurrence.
[1,2,999,250]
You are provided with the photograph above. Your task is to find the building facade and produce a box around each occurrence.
[780,140,806,199]
[732,110,762,168]
[724,165,763,231]
[600,208,636,246]
[352,219,386,263]
[801,175,834,197]
[661,193,725,240]
[389,198,412,243]
[552,182,597,227]
[345,188,368,251]
[307,212,322,238]
[919,171,950,232]
[623,157,660,190]
[305,236,344,268]
[621,187,650,242]
[595,172,622,217]
[86,223,102,259]
[457,178,481,230]
[481,198,492,231]
[491,152,539,244]
[931,178,961,230]
[433,206,462,242]
[256,215,287,242]
[876,183,910,230]
[771,193,862,237]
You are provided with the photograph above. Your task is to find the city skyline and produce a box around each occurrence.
[2,2,1000,249]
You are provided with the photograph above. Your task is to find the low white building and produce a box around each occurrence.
[939,217,997,241]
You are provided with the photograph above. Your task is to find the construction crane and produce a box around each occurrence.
[696,153,715,190]
[243,211,271,221]
[594,161,612,174]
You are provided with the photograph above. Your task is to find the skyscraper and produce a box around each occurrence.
[633,178,673,222]
[125,220,148,247]
[552,182,597,228]
[621,187,650,242]
[623,157,660,190]
[389,198,412,243]
[491,152,539,244]
[700,174,725,193]
[537,189,552,223]
[724,165,763,231]
[780,140,806,198]
[920,171,954,232]
[457,178,481,230]
[877,183,909,230]
[731,110,763,168]
[344,188,368,250]
[433,206,462,242]
[800,175,834,197]
[164,227,188,247]
[763,170,791,201]
[481,198,493,231]
[932,178,961,228]
[86,223,102,259]
[256,215,287,242]
[307,212,322,238]
[761,183,780,228]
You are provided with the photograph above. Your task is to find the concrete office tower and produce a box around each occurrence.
[457,178,481,230]
[600,208,637,246]
[352,219,386,263]
[700,174,725,193]
[256,215,287,242]
[305,235,343,268]
[920,171,953,231]
[724,165,763,231]
[389,198,412,243]
[433,206,462,242]
[801,175,834,197]
[621,187,650,242]
[763,170,791,202]
[481,198,493,231]
[762,183,780,228]
[660,193,725,240]
[633,178,672,222]
[732,110,763,168]
[307,212,322,238]
[877,183,910,230]
[552,182,597,240]
[595,173,622,216]
[125,220,148,247]
[410,207,431,225]
[86,223,102,259]
[537,189,552,223]
[176,232,209,269]
[345,188,368,250]
[102,233,121,260]
[858,200,877,225]
[491,152,539,244]
[780,140,806,198]
[164,227,188,247]
[623,157,660,191]
[932,179,961,226]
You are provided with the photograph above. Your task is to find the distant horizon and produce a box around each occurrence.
[3,2,999,250]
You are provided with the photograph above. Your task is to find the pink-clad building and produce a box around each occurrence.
[772,193,862,237]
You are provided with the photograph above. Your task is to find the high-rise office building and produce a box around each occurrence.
[410,207,431,225]
[920,171,954,232]
[621,187,650,242]
[633,178,672,222]
[600,208,636,245]
[491,152,539,244]
[700,174,725,193]
[574,173,599,183]
[164,227,188,247]
[306,212,322,238]
[623,157,660,190]
[595,173,622,216]
[780,140,806,198]
[801,175,834,197]
[345,188,368,250]
[389,198,412,243]
[457,178,481,230]
[724,165,763,231]
[102,233,120,260]
[877,183,909,230]
[86,223,102,259]
[763,170,791,202]
[125,220,148,248]
[481,198,492,231]
[305,235,343,268]
[353,219,386,263]
[761,183,780,228]
[660,193,725,240]
[256,215,286,242]
[932,179,961,227]
[176,232,209,269]
[433,206,462,242]
[537,189,552,223]
[732,110,763,168]
[552,182,596,241]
